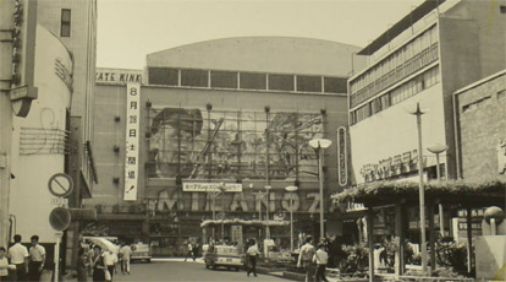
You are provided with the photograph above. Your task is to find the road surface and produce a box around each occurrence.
[108,258,290,282]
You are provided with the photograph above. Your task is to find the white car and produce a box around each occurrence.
[131,242,152,263]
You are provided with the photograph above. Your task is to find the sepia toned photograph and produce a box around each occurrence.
[0,0,505,281]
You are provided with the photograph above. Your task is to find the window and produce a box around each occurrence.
[240,72,266,90]
[268,74,294,91]
[324,77,347,93]
[60,9,71,37]
[297,75,321,92]
[380,93,391,109]
[211,71,237,89]
[148,68,178,85]
[500,5,506,14]
[181,69,208,87]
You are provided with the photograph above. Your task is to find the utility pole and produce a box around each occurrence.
[0,0,14,247]
[411,103,428,272]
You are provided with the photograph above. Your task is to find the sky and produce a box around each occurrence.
[97,0,425,70]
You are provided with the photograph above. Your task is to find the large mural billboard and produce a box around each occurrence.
[147,107,324,181]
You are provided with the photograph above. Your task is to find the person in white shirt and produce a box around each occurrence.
[102,250,118,281]
[184,241,194,262]
[313,244,329,282]
[8,234,29,281]
[245,239,260,277]
[29,235,46,282]
[118,244,132,274]
[0,247,10,282]
[297,236,315,282]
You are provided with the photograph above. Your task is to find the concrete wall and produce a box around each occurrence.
[349,80,446,184]
[10,26,73,243]
[456,71,506,180]
[37,0,97,186]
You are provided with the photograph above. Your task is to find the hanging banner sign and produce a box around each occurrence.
[182,182,242,192]
[337,127,348,186]
[124,83,141,201]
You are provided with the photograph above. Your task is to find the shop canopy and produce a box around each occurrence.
[331,178,506,208]
[200,218,289,228]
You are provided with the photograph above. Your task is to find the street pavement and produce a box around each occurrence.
[107,258,290,282]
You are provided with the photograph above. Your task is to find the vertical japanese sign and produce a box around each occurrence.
[124,83,141,201]
[337,127,347,186]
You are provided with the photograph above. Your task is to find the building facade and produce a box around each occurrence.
[86,37,364,255]
[349,0,506,186]
[455,70,506,182]
[346,0,506,241]
[0,0,97,272]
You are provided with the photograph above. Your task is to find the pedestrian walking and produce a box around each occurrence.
[245,239,260,277]
[118,243,132,274]
[313,244,329,282]
[8,234,29,282]
[184,241,193,262]
[91,246,106,282]
[77,248,89,282]
[103,250,117,281]
[0,247,10,282]
[28,235,46,282]
[297,236,316,282]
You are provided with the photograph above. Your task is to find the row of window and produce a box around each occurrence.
[148,67,347,94]
[350,25,438,96]
[350,66,440,125]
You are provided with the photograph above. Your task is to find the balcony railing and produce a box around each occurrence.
[350,43,439,108]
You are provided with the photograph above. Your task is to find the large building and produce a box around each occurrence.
[349,0,506,185]
[0,0,97,272]
[346,0,506,240]
[87,37,364,255]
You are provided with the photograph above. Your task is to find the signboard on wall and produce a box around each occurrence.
[146,107,323,180]
[96,68,142,84]
[182,182,242,192]
[124,83,141,201]
[337,127,347,186]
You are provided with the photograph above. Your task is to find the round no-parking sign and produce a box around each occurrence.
[48,173,73,198]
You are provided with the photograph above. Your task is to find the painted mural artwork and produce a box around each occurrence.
[147,107,323,180]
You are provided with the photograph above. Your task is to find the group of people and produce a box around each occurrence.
[297,236,330,282]
[183,241,199,262]
[77,242,133,282]
[0,234,46,282]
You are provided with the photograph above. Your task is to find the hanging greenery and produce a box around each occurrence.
[331,177,506,205]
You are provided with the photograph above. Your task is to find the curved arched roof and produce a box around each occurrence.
[146,36,362,77]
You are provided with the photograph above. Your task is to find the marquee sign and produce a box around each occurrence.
[124,83,141,201]
[360,149,427,182]
[96,68,142,84]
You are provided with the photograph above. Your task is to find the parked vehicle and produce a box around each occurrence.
[204,244,244,271]
[131,242,152,263]
[82,236,120,254]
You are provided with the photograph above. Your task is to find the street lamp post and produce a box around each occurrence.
[285,185,298,252]
[427,143,448,237]
[265,185,272,239]
[410,103,428,272]
[309,138,332,240]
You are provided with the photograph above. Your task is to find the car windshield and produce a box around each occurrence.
[215,246,240,255]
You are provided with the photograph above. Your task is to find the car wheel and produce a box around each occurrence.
[205,264,209,269]
[212,264,217,270]
[235,267,240,271]
[146,259,151,263]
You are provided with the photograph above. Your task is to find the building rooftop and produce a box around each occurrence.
[358,0,445,55]
[146,36,362,77]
